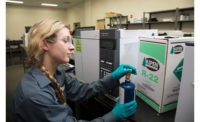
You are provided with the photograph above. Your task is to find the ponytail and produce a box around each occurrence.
[40,65,66,105]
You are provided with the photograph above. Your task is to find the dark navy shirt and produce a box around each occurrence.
[11,66,119,122]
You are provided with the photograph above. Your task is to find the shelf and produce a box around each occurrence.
[179,7,194,11]
[109,15,127,19]
[106,7,194,30]
[178,20,194,22]
[128,23,145,25]
[127,20,193,27]
[147,21,175,24]
[107,24,127,26]
[146,9,176,14]
[128,21,175,25]
[145,7,194,14]
[144,7,194,30]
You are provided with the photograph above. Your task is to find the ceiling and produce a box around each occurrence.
[6,0,84,9]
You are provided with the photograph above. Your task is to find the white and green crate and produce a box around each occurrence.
[136,36,193,113]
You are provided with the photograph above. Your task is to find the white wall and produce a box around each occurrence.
[63,1,85,30]
[6,5,66,40]
[6,0,194,40]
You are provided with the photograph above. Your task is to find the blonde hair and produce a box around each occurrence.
[27,19,68,66]
[40,65,66,105]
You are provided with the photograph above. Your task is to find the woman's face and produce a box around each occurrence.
[46,27,74,64]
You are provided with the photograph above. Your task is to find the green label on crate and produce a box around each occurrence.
[173,58,184,81]
[142,69,158,83]
[142,57,146,67]
[75,39,81,52]
[140,42,166,64]
[170,46,174,54]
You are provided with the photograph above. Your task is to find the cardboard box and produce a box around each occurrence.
[136,36,193,113]
[105,12,122,17]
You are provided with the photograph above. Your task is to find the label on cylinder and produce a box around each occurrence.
[119,87,125,104]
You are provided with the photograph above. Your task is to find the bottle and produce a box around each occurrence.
[180,13,185,21]
[119,72,135,104]
[130,14,134,23]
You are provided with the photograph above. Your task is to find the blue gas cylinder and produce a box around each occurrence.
[119,73,135,104]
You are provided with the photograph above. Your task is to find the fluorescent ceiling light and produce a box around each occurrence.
[41,3,58,7]
[6,0,23,4]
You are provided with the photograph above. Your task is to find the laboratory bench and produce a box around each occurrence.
[63,65,176,122]
[67,91,176,122]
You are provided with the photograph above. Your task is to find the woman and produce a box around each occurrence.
[11,19,137,122]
